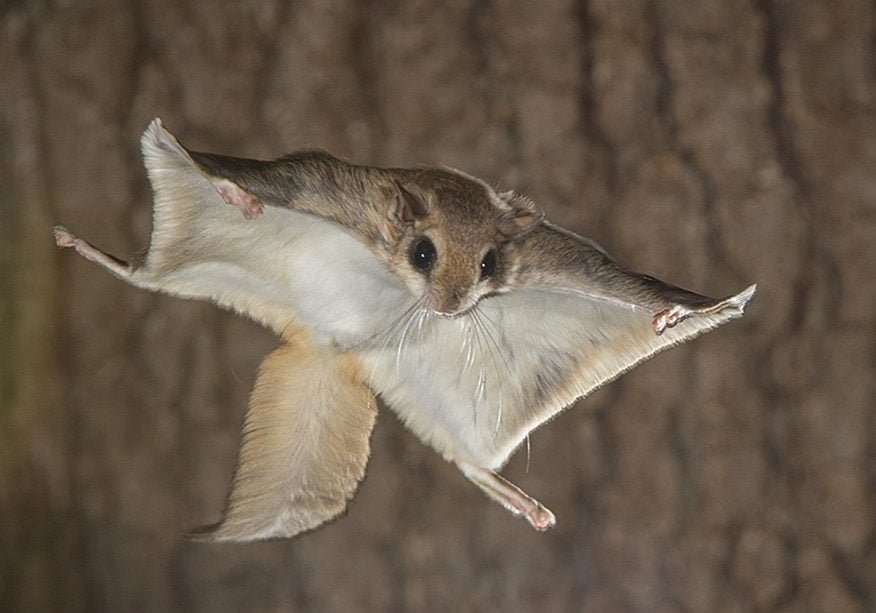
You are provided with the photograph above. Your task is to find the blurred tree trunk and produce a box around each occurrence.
[2,1,875,611]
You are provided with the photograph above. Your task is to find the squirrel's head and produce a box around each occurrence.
[385,169,543,317]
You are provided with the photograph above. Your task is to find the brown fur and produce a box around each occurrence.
[192,325,377,541]
[53,119,755,539]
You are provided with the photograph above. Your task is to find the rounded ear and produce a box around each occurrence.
[393,181,429,224]
[496,191,544,238]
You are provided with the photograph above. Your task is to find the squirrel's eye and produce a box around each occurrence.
[480,249,497,280]
[410,237,437,274]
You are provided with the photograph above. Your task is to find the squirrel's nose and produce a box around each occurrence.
[434,291,464,318]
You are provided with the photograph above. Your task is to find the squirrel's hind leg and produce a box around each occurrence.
[458,463,556,531]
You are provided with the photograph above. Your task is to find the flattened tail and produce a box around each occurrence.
[184,337,379,542]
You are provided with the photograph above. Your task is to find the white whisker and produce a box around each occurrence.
[356,297,423,351]
[467,307,517,434]
[363,297,425,392]
[495,395,503,434]
[473,309,512,376]
[395,303,423,376]
[475,370,487,406]
[416,308,428,336]
[525,433,531,473]
[463,326,477,373]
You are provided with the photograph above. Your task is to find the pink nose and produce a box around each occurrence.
[434,294,462,317]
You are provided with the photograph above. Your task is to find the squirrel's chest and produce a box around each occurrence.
[356,297,570,468]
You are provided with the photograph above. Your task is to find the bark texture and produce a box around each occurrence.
[2,1,875,611]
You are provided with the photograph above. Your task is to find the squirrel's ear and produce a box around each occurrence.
[496,191,544,238]
[393,181,429,224]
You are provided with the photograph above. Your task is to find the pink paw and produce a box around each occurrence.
[214,180,263,219]
[53,225,77,248]
[653,305,689,335]
[526,506,557,532]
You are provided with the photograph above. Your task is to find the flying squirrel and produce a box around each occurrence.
[54,119,756,541]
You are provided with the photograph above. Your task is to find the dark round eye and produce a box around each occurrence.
[480,249,497,280]
[410,237,437,274]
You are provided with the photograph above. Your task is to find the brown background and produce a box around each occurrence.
[2,1,874,611]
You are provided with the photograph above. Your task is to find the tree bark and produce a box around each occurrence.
[2,1,874,611]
